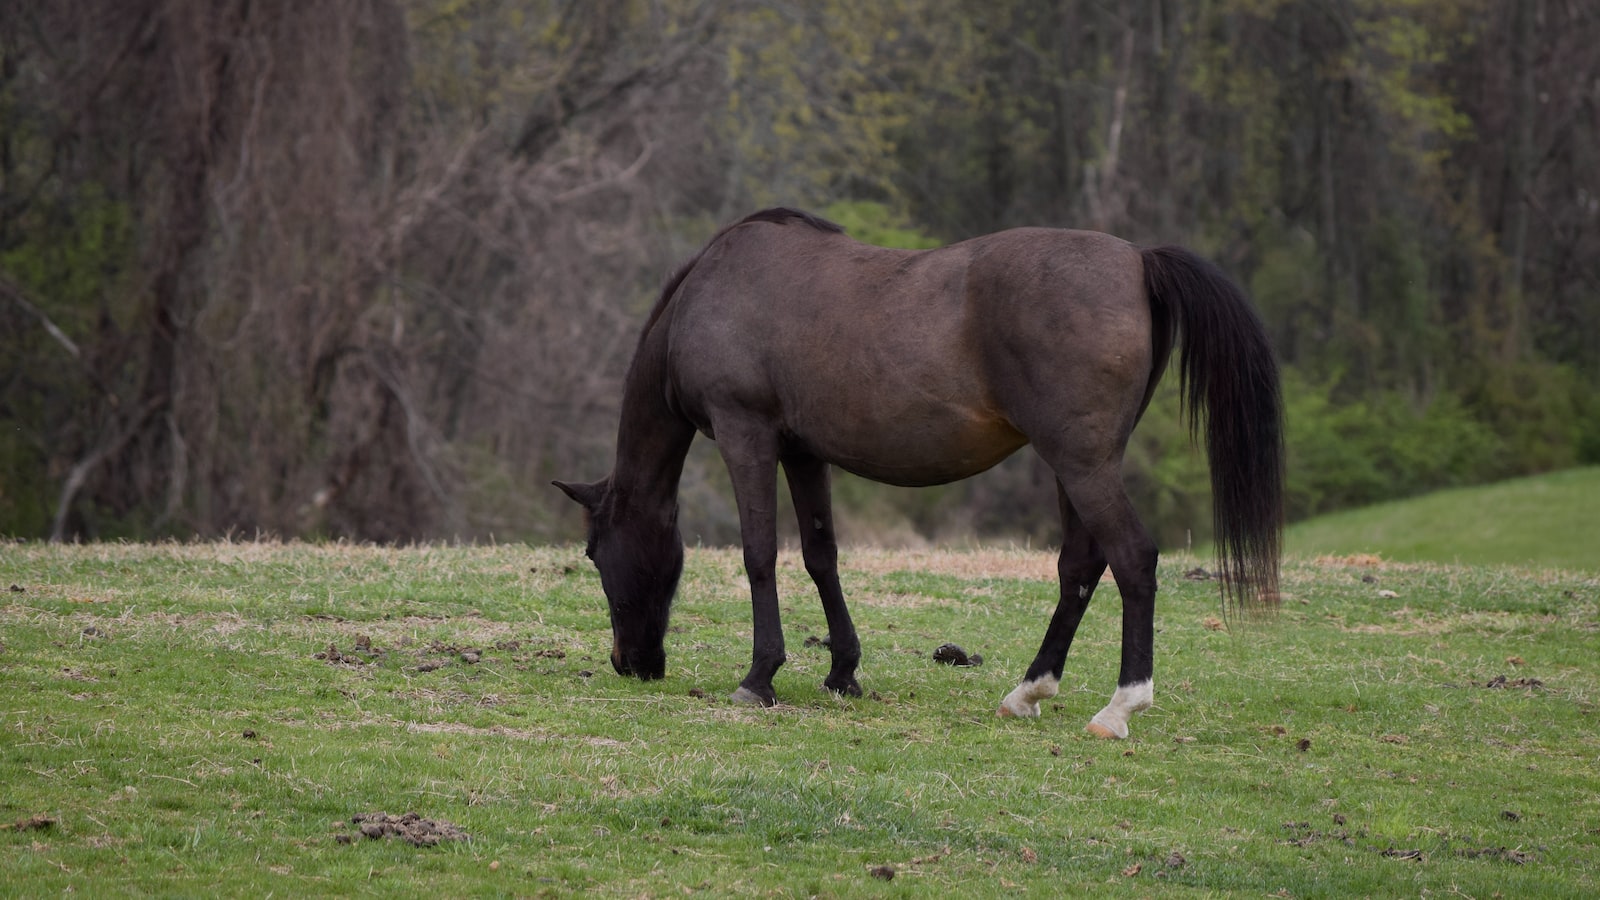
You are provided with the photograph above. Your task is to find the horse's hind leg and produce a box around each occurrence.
[782,453,862,697]
[1005,449,1158,738]
[1061,469,1158,739]
[999,479,1107,717]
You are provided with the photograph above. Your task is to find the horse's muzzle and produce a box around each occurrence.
[612,645,665,681]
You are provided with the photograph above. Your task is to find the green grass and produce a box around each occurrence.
[2,541,1598,896]
[1287,466,1600,573]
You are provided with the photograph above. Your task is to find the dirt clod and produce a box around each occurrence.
[868,865,895,880]
[1484,674,1543,689]
[1296,738,1312,752]
[315,642,377,665]
[1458,846,1531,864]
[2,815,55,832]
[1500,809,1522,821]
[8,584,25,593]
[932,643,982,666]
[1183,566,1214,581]
[688,687,708,698]
[344,812,469,847]
[1164,850,1187,869]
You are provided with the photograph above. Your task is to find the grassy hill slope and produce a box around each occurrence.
[1286,466,1600,572]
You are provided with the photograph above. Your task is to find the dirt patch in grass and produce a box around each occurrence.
[335,812,469,847]
[401,720,546,739]
[1,815,56,833]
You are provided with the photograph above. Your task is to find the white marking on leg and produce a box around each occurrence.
[997,674,1059,718]
[1078,585,1090,600]
[1086,680,1153,739]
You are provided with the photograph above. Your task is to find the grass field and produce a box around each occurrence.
[2,541,1597,896]
[1287,466,1600,573]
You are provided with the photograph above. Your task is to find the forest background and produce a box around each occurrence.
[2,0,1597,548]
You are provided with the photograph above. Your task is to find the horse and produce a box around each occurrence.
[555,207,1283,739]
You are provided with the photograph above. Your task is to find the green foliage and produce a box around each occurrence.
[821,200,941,249]
[1,183,134,312]
[1462,359,1587,475]
[1123,382,1212,550]
[1283,372,1502,519]
[721,2,949,208]
[0,183,136,538]
[2,543,1596,894]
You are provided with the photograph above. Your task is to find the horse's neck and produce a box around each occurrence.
[610,327,694,515]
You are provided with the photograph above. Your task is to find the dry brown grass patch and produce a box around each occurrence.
[838,547,1059,581]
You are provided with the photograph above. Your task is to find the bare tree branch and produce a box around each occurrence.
[1,277,81,359]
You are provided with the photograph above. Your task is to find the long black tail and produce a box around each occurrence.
[1142,246,1285,612]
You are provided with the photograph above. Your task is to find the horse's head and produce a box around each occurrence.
[553,477,682,681]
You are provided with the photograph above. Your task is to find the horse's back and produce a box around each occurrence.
[663,219,1154,485]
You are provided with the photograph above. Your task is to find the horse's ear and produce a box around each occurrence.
[552,479,605,510]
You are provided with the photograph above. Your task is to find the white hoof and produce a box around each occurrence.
[1085,680,1152,739]
[997,675,1059,718]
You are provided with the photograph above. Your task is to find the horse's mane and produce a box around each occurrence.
[638,208,844,340]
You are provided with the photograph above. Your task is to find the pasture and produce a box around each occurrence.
[2,541,1596,896]
[1287,466,1600,573]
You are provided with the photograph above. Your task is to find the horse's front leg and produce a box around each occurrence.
[782,452,862,697]
[715,422,786,707]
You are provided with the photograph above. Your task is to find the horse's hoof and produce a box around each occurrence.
[996,698,1040,718]
[1084,682,1148,739]
[998,675,1056,718]
[1085,718,1128,740]
[824,677,862,697]
[729,686,775,707]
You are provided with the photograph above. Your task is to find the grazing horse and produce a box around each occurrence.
[555,207,1283,739]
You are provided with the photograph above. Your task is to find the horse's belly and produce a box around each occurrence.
[795,405,1027,487]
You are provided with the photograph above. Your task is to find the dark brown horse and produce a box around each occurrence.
[556,207,1283,739]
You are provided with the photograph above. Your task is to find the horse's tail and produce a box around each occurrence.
[1141,245,1285,613]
